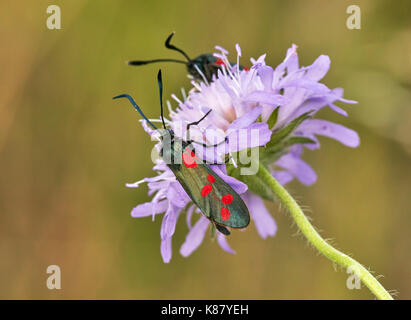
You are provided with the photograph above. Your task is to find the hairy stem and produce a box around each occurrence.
[257,164,393,300]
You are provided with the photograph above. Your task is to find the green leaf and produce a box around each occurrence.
[282,136,316,148]
[266,111,313,149]
[260,136,315,165]
[259,148,286,165]
[267,107,280,129]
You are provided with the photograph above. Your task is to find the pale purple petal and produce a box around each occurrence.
[161,237,172,263]
[243,192,277,238]
[272,170,294,185]
[180,216,210,257]
[167,182,190,208]
[227,122,272,152]
[131,200,168,218]
[328,103,348,117]
[329,88,358,105]
[186,205,195,230]
[298,119,360,147]
[160,204,181,240]
[276,154,317,186]
[256,65,274,91]
[280,79,331,95]
[141,120,154,134]
[305,55,330,82]
[217,233,236,254]
[245,91,288,106]
[215,45,228,55]
[227,106,262,130]
[212,166,248,194]
[284,44,299,73]
[253,53,267,65]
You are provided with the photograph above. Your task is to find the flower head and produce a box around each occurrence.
[128,44,359,263]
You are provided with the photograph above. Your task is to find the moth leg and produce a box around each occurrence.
[186,110,212,142]
[204,154,231,165]
[190,138,227,149]
[210,223,217,239]
[186,110,228,148]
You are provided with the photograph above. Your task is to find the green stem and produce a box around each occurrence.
[257,163,393,300]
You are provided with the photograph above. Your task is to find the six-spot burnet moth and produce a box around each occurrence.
[128,32,248,83]
[113,70,250,235]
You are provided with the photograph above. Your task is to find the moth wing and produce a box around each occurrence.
[169,147,250,229]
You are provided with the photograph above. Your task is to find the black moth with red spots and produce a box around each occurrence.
[114,70,250,236]
[165,143,250,235]
[128,32,248,83]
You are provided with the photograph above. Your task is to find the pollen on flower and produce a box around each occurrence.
[221,207,230,220]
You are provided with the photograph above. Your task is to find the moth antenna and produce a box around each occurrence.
[157,70,168,130]
[113,94,158,131]
[165,32,191,62]
[127,58,187,66]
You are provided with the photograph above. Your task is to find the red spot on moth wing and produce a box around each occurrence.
[221,194,234,205]
[221,207,230,221]
[182,150,198,168]
[215,58,225,66]
[207,174,215,183]
[201,184,212,197]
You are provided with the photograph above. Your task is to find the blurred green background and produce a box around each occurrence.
[1,0,410,299]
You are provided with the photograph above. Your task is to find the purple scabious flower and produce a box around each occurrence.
[128,44,359,263]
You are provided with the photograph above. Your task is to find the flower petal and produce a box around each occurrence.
[180,216,210,257]
[131,200,168,218]
[160,236,172,263]
[276,154,317,186]
[186,205,196,230]
[160,204,181,240]
[243,192,277,238]
[227,122,272,152]
[298,119,360,148]
[228,106,262,130]
[217,233,236,254]
[272,170,294,185]
[168,182,190,208]
[215,45,228,55]
[328,103,348,117]
[284,44,299,73]
[280,79,330,95]
[257,65,274,91]
[305,55,330,82]
[245,91,288,106]
[211,166,248,194]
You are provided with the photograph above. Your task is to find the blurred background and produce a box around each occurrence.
[1,0,410,299]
